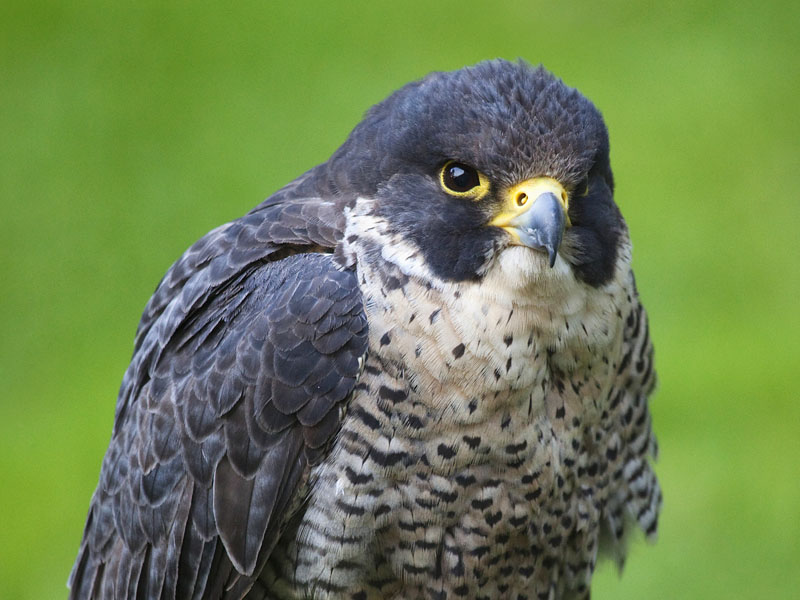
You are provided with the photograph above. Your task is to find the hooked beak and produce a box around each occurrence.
[489,177,570,268]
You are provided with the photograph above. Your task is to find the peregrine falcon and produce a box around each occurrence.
[69,60,660,599]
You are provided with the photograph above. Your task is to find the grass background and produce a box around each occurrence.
[2,1,798,598]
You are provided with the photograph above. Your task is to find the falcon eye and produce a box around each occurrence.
[443,163,479,192]
[439,161,490,199]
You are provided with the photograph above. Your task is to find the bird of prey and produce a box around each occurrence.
[69,59,660,600]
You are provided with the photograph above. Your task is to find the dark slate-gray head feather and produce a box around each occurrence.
[323,59,625,285]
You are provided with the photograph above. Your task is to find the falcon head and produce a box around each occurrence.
[327,59,626,289]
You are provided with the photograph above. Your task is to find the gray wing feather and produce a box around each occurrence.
[70,218,368,600]
[132,171,345,361]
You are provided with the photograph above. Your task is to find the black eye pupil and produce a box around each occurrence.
[444,162,480,192]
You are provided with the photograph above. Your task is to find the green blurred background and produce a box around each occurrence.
[2,1,798,598]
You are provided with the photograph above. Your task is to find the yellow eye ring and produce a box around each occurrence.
[439,161,490,200]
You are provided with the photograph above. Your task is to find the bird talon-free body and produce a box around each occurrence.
[71,60,660,600]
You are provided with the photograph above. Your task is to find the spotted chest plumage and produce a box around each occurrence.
[258,206,658,600]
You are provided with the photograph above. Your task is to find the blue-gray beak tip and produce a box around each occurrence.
[514,192,566,268]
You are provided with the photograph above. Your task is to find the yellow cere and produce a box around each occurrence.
[492,177,572,228]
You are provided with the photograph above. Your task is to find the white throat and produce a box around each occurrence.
[343,198,631,359]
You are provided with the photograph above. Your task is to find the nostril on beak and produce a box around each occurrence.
[516,192,528,207]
